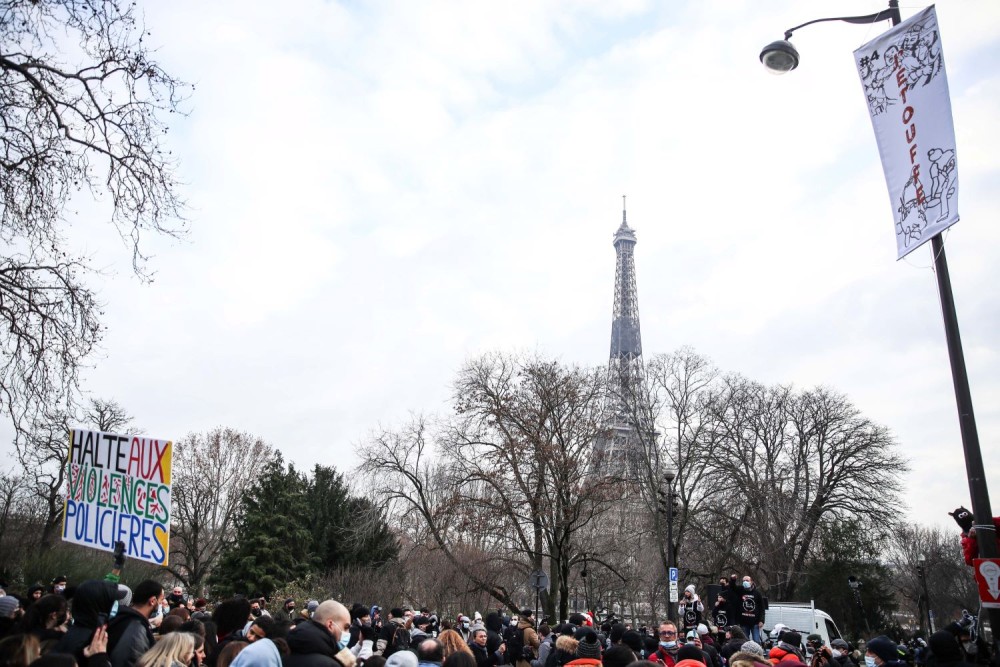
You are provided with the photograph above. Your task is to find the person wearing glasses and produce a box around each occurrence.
[651,622,680,666]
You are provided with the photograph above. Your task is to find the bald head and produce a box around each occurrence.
[314,600,349,626]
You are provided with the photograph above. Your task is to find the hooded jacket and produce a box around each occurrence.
[284,619,342,667]
[234,638,283,667]
[53,580,123,666]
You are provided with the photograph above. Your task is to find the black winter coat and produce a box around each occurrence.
[284,620,341,667]
[470,642,502,667]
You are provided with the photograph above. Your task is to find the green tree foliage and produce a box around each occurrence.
[798,521,898,640]
[211,459,399,597]
[308,465,398,570]
[210,456,316,597]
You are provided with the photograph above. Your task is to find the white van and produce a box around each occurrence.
[764,602,843,646]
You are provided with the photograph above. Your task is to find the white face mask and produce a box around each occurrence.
[832,650,842,659]
[865,656,877,667]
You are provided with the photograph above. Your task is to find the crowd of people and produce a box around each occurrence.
[0,571,991,667]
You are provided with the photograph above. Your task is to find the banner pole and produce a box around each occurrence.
[892,0,1000,642]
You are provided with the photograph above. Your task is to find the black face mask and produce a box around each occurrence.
[252,608,262,617]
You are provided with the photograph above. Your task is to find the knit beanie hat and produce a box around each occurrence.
[866,636,899,664]
[741,641,765,657]
[576,630,602,659]
[0,596,18,618]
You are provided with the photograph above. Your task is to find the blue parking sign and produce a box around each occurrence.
[669,567,678,582]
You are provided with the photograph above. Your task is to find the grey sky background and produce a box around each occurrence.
[5,1,999,532]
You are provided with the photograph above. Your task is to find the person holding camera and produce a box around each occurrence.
[807,634,834,667]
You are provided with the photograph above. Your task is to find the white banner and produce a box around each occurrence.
[62,429,173,566]
[854,6,958,259]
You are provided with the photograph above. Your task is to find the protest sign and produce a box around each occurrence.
[62,429,172,565]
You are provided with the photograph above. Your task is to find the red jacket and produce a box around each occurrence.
[651,648,677,667]
[961,517,1000,566]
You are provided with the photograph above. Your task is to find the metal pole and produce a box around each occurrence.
[884,0,1000,647]
[918,563,933,634]
[929,236,999,643]
[535,588,539,631]
[667,478,675,623]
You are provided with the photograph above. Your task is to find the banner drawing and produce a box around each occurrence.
[854,5,959,259]
[62,429,172,565]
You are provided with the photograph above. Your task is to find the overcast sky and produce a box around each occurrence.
[10,0,1000,532]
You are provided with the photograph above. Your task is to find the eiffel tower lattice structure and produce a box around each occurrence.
[593,197,658,481]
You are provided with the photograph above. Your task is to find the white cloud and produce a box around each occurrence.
[3,0,997,536]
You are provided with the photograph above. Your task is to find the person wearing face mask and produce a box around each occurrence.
[249,600,270,619]
[864,637,906,667]
[456,617,472,642]
[50,577,68,597]
[729,576,764,644]
[284,599,357,667]
[107,580,163,667]
[830,639,858,667]
[651,621,680,667]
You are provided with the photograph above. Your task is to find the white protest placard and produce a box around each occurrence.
[62,429,173,565]
[854,6,959,259]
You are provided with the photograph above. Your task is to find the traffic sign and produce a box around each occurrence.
[669,588,679,602]
[669,581,678,590]
[529,569,550,592]
[974,558,1000,608]
[669,567,678,582]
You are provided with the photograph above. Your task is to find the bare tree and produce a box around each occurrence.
[167,428,274,591]
[884,523,978,629]
[0,0,188,436]
[446,353,615,619]
[357,416,524,611]
[14,397,133,550]
[700,378,908,598]
[357,354,615,618]
[0,467,44,562]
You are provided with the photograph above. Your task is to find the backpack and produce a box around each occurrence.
[507,627,531,663]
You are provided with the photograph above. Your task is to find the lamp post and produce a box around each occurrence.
[847,576,872,638]
[660,467,678,621]
[916,555,935,633]
[761,3,1000,649]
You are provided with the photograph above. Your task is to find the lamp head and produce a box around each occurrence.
[663,467,676,483]
[760,38,799,74]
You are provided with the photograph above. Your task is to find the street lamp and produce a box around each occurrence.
[916,555,935,633]
[660,467,678,621]
[847,576,872,637]
[761,2,1000,650]
[759,5,897,74]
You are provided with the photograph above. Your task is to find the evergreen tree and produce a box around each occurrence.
[798,520,898,640]
[210,455,316,597]
[308,465,399,570]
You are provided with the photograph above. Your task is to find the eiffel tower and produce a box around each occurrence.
[593,197,654,479]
